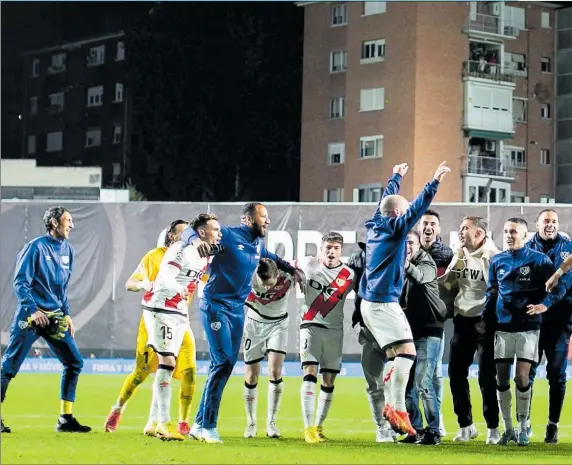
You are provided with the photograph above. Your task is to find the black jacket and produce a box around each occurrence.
[347,241,366,328]
[400,249,447,339]
[424,237,454,277]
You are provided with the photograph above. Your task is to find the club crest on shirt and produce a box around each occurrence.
[210,321,221,331]
[561,252,570,260]
[61,256,70,265]
[335,277,345,287]
[519,266,530,276]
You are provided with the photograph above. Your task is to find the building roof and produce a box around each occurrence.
[20,30,124,57]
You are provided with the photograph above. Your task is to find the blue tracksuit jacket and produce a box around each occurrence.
[359,173,440,303]
[484,247,567,332]
[526,233,572,331]
[13,234,74,317]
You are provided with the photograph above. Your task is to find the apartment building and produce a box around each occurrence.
[19,31,128,188]
[298,1,561,203]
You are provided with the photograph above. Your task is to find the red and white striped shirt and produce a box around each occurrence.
[142,241,209,315]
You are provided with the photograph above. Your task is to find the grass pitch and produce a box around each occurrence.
[1,374,571,464]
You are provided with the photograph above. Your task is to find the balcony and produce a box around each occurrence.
[462,61,515,85]
[464,13,519,40]
[461,155,515,180]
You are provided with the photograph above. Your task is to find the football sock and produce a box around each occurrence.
[244,381,258,425]
[154,365,174,424]
[516,383,532,428]
[301,374,317,429]
[179,368,196,423]
[497,385,513,432]
[383,358,395,407]
[268,379,283,425]
[60,400,73,415]
[115,370,147,411]
[315,385,334,427]
[393,354,415,412]
[367,388,385,428]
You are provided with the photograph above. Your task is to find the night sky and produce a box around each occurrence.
[1,2,305,202]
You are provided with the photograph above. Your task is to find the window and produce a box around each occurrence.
[49,92,64,112]
[505,6,525,31]
[540,195,552,204]
[359,135,383,159]
[541,57,551,73]
[329,97,345,119]
[27,135,36,155]
[360,88,385,111]
[87,45,105,66]
[113,125,122,144]
[330,51,347,73]
[49,53,66,73]
[46,131,63,152]
[513,98,527,123]
[540,149,550,165]
[331,4,348,26]
[29,97,38,116]
[112,163,121,183]
[114,83,124,102]
[116,41,125,61]
[511,191,526,203]
[361,39,385,63]
[541,103,551,119]
[324,188,342,202]
[328,143,345,165]
[504,52,526,75]
[363,1,386,16]
[85,128,102,147]
[31,58,40,77]
[87,86,104,107]
[541,11,551,28]
[505,146,526,168]
[355,183,383,202]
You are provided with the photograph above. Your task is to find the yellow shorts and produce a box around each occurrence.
[134,315,196,380]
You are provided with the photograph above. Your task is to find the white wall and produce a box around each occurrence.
[1,159,102,188]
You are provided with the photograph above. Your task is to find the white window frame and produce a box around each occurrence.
[49,53,66,74]
[87,45,105,66]
[49,92,64,112]
[85,128,102,148]
[328,142,345,165]
[114,83,124,103]
[46,131,63,152]
[29,97,38,116]
[354,183,383,202]
[513,97,527,123]
[31,58,40,77]
[511,191,526,203]
[363,1,386,16]
[541,11,551,28]
[541,56,551,73]
[504,52,526,76]
[113,125,122,144]
[331,4,348,27]
[541,103,551,119]
[330,50,348,73]
[115,41,125,61]
[360,88,385,112]
[361,39,385,64]
[504,145,526,169]
[540,149,550,166]
[329,97,345,119]
[87,86,104,107]
[27,135,36,155]
[359,135,383,159]
[323,188,343,202]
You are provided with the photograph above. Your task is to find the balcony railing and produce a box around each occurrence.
[465,13,519,38]
[462,60,515,84]
[462,155,516,179]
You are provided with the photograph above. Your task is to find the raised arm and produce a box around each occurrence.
[262,247,295,275]
[371,164,408,221]
[546,250,572,292]
[154,243,188,296]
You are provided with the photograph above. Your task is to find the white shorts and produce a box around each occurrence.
[243,316,289,363]
[360,300,413,351]
[143,309,189,358]
[299,326,343,373]
[494,330,539,363]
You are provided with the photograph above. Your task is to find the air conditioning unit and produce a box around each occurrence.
[489,2,500,16]
[504,26,519,36]
[485,141,496,151]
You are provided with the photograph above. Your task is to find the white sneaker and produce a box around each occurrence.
[376,425,396,443]
[439,417,447,438]
[189,423,203,441]
[266,421,281,438]
[453,424,478,442]
[486,427,501,445]
[244,423,257,438]
[201,427,223,444]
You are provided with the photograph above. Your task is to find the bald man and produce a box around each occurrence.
[358,161,450,439]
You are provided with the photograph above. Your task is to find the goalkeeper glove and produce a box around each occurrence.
[27,310,69,340]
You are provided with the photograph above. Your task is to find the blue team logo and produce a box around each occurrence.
[210,321,221,331]
[18,320,29,330]
[519,266,530,276]
[561,252,570,260]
